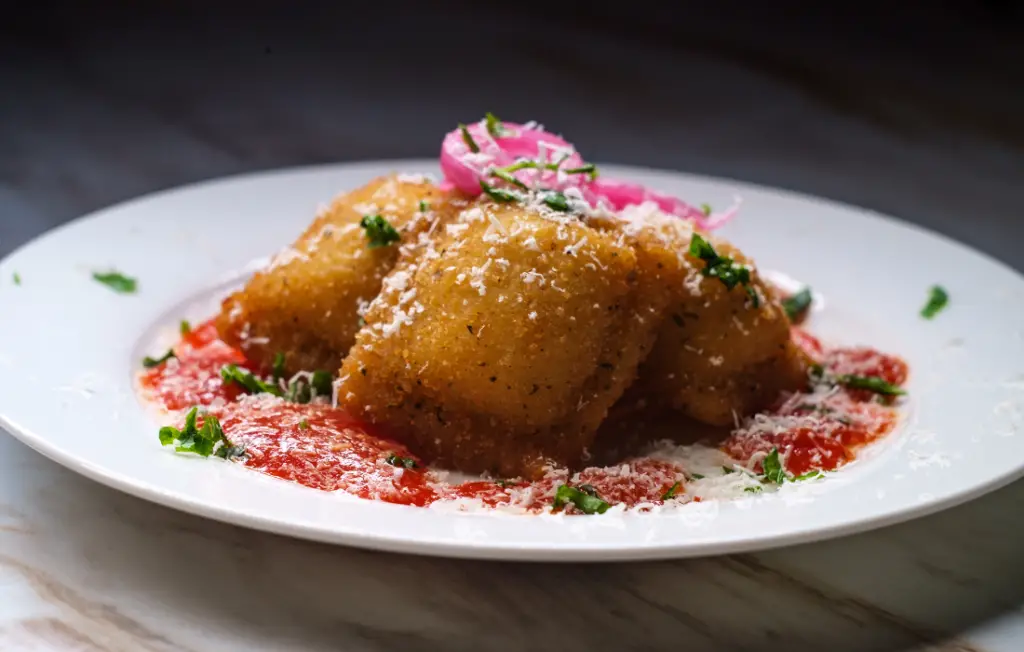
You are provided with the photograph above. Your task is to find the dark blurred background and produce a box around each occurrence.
[1,0,1022,261]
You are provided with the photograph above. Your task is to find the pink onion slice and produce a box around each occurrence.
[438,118,738,230]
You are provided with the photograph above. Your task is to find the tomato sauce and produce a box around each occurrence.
[139,321,907,513]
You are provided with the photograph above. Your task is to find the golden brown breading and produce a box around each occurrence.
[335,200,663,478]
[591,207,809,427]
[215,175,456,374]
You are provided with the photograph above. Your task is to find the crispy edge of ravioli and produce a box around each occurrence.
[215,175,458,374]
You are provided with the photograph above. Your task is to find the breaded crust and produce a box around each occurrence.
[336,200,663,478]
[215,175,453,374]
[592,207,809,427]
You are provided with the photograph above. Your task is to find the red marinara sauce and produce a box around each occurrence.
[140,321,908,512]
[722,329,908,477]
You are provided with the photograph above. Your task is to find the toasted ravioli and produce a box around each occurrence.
[215,175,453,374]
[336,200,662,478]
[592,205,809,427]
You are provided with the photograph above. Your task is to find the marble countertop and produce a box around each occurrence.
[2,2,1023,650]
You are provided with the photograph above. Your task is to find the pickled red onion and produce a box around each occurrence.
[584,179,740,231]
[439,119,737,230]
[440,121,587,195]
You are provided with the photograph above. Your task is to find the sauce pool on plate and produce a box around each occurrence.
[139,321,908,514]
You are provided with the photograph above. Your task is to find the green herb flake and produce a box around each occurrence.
[299,419,310,430]
[385,453,418,470]
[809,363,826,381]
[690,473,705,480]
[553,484,610,515]
[479,181,521,203]
[700,203,712,216]
[688,234,755,302]
[491,167,528,190]
[158,407,233,458]
[418,200,430,212]
[836,374,906,396]
[272,352,286,381]
[215,444,247,460]
[309,371,330,396]
[794,470,823,482]
[662,481,682,500]
[484,112,506,138]
[142,349,176,369]
[12,272,21,286]
[92,270,137,294]
[744,486,764,494]
[761,447,786,484]
[459,123,480,153]
[284,369,334,404]
[921,285,949,319]
[179,319,192,336]
[562,163,599,180]
[220,364,283,397]
[782,287,813,321]
[746,285,761,308]
[359,214,401,249]
[722,466,736,474]
[541,191,570,212]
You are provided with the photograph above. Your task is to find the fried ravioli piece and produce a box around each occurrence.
[593,206,809,427]
[215,175,454,374]
[336,200,663,478]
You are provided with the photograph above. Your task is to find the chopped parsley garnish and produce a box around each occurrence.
[285,369,334,404]
[562,163,598,180]
[553,484,610,515]
[418,200,430,212]
[688,234,758,307]
[221,363,335,404]
[782,287,813,321]
[92,270,137,294]
[299,419,310,430]
[690,473,705,480]
[479,181,521,203]
[491,167,528,190]
[493,158,597,181]
[484,112,507,138]
[220,364,283,397]
[159,407,231,457]
[179,319,192,335]
[744,486,763,494]
[921,285,949,319]
[700,203,712,216]
[385,453,418,469]
[272,352,286,381]
[836,374,906,396]
[215,444,247,460]
[761,448,786,484]
[142,349,176,369]
[722,466,736,474]
[12,272,21,285]
[359,215,401,249]
[311,370,333,396]
[662,481,682,500]
[459,123,480,153]
[794,470,823,481]
[541,191,570,212]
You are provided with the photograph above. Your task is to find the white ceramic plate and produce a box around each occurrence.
[2,160,1023,561]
